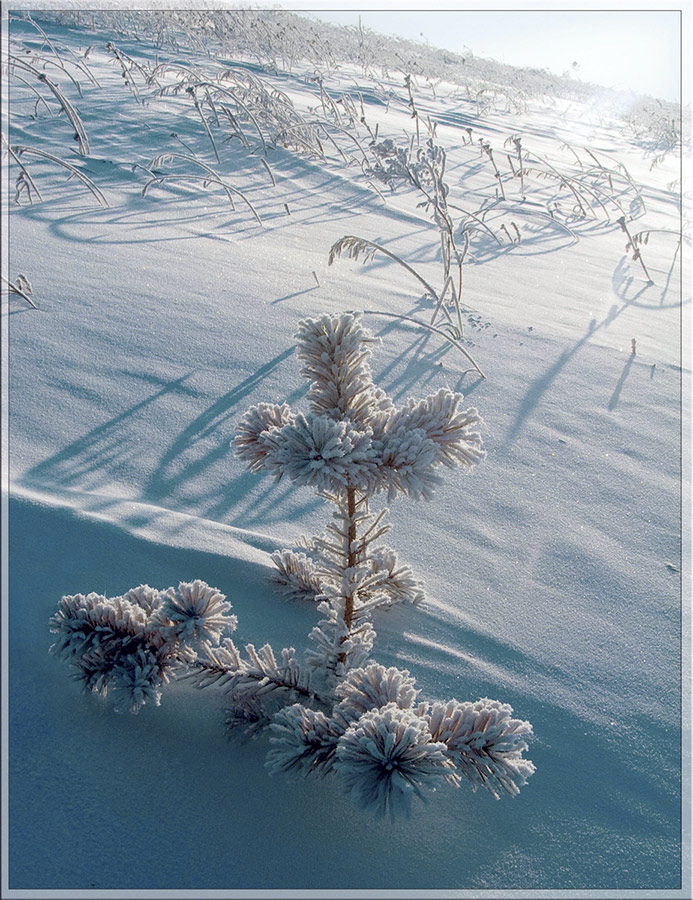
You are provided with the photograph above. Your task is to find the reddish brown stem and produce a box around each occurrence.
[338,486,358,665]
[343,486,357,632]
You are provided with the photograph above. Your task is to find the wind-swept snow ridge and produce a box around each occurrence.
[11,483,278,562]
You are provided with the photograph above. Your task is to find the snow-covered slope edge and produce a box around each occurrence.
[11,480,279,562]
[8,489,682,892]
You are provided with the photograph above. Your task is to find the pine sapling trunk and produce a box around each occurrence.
[339,485,358,663]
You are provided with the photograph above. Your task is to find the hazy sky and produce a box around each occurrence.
[299,7,684,104]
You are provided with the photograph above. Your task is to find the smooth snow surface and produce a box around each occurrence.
[4,14,689,896]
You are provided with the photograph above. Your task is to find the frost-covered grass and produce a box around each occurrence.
[3,9,689,896]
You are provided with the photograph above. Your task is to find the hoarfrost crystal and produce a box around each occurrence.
[160,579,237,645]
[235,312,485,499]
[335,703,453,818]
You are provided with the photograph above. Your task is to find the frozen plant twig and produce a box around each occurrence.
[479,138,506,200]
[328,236,484,377]
[2,274,37,309]
[106,41,150,103]
[141,153,262,224]
[363,310,485,378]
[36,73,90,155]
[7,145,108,206]
[618,216,654,284]
[329,235,439,301]
[11,13,100,87]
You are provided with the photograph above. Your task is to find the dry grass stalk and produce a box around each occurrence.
[618,216,654,284]
[2,274,38,309]
[8,144,108,206]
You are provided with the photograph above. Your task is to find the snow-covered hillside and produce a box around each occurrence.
[3,11,689,896]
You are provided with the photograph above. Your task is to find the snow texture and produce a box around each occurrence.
[5,8,687,893]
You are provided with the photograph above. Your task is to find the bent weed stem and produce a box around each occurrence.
[363,310,485,378]
[2,274,37,309]
[618,216,654,284]
[8,144,108,205]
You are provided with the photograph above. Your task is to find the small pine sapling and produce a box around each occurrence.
[50,312,535,818]
[235,312,485,679]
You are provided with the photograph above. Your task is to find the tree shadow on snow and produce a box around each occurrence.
[144,347,298,506]
[22,372,199,493]
[20,349,325,529]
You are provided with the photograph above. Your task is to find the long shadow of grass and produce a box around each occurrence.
[505,231,686,447]
[607,355,635,411]
[376,328,445,396]
[613,249,687,310]
[504,284,652,447]
[23,372,198,491]
[367,299,488,387]
[145,347,295,506]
